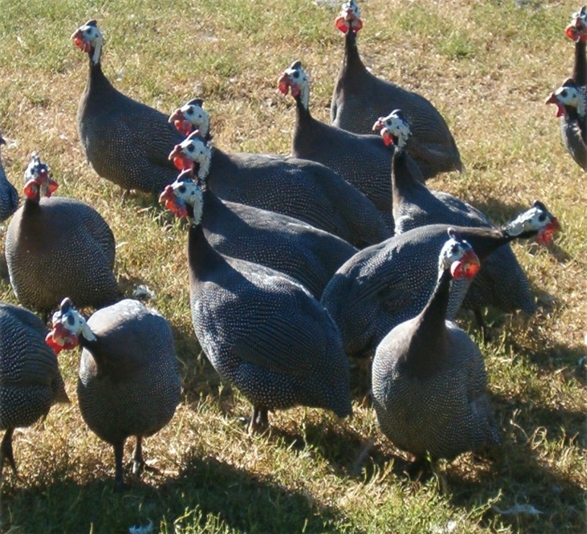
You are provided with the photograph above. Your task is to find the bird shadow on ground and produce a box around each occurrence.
[438,391,586,532]
[0,448,355,534]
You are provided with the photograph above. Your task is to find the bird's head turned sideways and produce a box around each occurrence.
[277,60,308,99]
[373,109,411,148]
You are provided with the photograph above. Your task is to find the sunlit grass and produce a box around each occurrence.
[0,0,585,532]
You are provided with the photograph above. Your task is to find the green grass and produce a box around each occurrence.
[0,0,586,532]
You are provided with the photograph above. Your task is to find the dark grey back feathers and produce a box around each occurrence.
[5,196,119,314]
[0,302,68,433]
[77,299,181,447]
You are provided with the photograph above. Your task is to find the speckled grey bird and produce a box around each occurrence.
[278,60,403,229]
[321,207,559,362]
[0,132,18,223]
[5,155,119,318]
[546,8,587,172]
[372,230,500,466]
[0,302,68,479]
[46,297,181,489]
[73,20,183,195]
[375,110,540,325]
[168,127,391,249]
[162,181,352,432]
[330,0,462,178]
[160,171,357,299]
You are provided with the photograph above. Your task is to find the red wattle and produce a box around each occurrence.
[23,180,38,200]
[173,155,192,172]
[536,220,559,245]
[277,79,289,95]
[45,333,63,355]
[166,199,187,219]
[335,17,350,34]
[175,120,193,136]
[381,130,393,147]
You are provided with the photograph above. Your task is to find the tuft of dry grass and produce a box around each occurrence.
[0,0,585,532]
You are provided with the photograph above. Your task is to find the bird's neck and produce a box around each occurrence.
[458,227,510,263]
[391,147,426,211]
[574,40,587,87]
[342,30,368,77]
[87,53,116,96]
[403,268,452,378]
[188,215,227,280]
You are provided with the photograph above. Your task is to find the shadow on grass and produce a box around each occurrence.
[442,414,585,532]
[1,452,352,534]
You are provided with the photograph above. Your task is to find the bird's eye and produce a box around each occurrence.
[293,71,299,79]
[187,144,195,153]
[67,314,75,325]
[186,108,194,115]
[178,185,186,194]
[561,90,568,98]
[538,213,546,222]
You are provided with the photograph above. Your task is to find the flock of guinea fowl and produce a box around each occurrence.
[1,1,581,489]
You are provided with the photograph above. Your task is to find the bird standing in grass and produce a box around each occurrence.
[5,154,119,319]
[46,298,181,489]
[160,176,352,432]
[73,20,183,197]
[372,229,500,469]
[0,302,68,482]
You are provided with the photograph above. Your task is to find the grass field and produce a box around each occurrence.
[0,0,585,532]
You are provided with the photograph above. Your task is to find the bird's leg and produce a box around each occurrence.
[113,441,128,490]
[131,437,158,475]
[473,308,486,330]
[248,406,269,434]
[1,429,17,476]
[132,436,144,475]
[406,456,432,481]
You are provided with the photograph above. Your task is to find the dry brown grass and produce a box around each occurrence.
[0,0,585,532]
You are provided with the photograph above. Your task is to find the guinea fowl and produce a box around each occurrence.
[160,171,357,299]
[5,154,119,318]
[73,20,183,196]
[278,59,405,228]
[0,131,18,223]
[546,8,587,172]
[372,230,500,466]
[46,298,181,489]
[321,205,559,362]
[160,179,352,432]
[329,0,462,178]
[0,302,68,480]
[374,110,538,324]
[168,128,391,248]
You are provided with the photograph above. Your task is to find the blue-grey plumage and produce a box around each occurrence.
[279,60,399,228]
[322,206,559,363]
[47,298,181,489]
[330,0,462,178]
[372,230,500,464]
[73,20,183,195]
[162,183,352,432]
[378,110,538,322]
[0,132,18,223]
[161,172,357,299]
[5,155,119,317]
[168,102,391,249]
[546,8,587,172]
[0,302,68,478]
